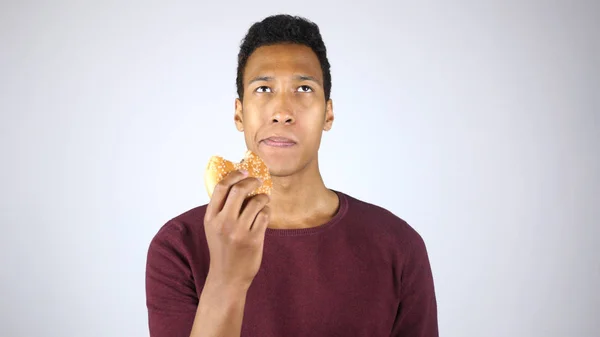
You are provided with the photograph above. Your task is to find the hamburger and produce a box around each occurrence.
[204,150,272,198]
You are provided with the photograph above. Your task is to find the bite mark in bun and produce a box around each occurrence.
[204,150,272,198]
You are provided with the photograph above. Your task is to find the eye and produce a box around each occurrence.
[298,85,313,93]
[255,86,272,93]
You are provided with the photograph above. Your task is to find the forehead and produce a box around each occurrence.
[244,44,323,81]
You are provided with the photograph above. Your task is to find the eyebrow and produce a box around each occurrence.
[248,76,273,84]
[294,75,320,84]
[248,75,322,85]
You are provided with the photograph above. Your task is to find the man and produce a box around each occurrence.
[145,14,438,337]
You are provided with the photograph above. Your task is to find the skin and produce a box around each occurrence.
[234,43,339,229]
[192,172,269,337]
[190,43,339,337]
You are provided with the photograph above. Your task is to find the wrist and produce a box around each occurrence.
[204,273,251,298]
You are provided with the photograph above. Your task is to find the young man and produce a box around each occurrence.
[146,14,438,337]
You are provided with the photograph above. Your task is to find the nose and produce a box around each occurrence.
[270,94,295,125]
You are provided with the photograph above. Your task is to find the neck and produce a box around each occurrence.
[267,157,338,229]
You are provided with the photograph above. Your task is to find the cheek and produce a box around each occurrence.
[297,117,326,145]
[240,107,265,144]
[297,94,324,111]
[243,120,261,143]
[241,103,264,126]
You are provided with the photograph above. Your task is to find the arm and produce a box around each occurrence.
[188,275,249,337]
[390,233,439,336]
[145,223,197,337]
[147,172,268,337]
[145,223,248,337]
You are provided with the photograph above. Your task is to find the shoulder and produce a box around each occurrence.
[147,204,209,260]
[339,191,427,248]
[145,205,210,317]
[154,203,208,237]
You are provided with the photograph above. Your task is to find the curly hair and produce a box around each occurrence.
[236,14,332,102]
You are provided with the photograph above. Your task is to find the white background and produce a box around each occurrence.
[1,1,598,336]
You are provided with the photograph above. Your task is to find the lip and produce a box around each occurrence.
[261,136,297,148]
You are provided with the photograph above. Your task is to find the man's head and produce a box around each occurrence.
[236,14,332,102]
[234,15,334,178]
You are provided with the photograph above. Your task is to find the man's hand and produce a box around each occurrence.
[203,169,271,290]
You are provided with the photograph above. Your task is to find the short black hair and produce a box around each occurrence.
[236,14,332,102]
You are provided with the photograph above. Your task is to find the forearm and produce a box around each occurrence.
[189,276,249,337]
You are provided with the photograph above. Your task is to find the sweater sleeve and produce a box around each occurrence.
[145,222,199,337]
[390,232,439,336]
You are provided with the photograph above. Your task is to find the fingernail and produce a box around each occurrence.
[240,169,248,176]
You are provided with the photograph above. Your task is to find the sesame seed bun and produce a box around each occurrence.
[204,150,272,198]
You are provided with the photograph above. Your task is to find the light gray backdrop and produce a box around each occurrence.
[1,1,598,337]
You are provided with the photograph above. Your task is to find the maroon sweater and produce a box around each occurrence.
[145,190,438,337]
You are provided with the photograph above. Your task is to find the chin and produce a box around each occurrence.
[267,158,314,178]
[267,164,300,178]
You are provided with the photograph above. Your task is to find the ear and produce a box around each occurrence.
[323,99,334,131]
[234,98,244,132]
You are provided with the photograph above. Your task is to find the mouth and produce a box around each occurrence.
[261,136,297,148]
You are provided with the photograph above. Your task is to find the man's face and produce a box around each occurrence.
[234,43,334,177]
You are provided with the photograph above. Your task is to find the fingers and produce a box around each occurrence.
[205,170,249,221]
[250,205,270,235]
[221,177,263,218]
[238,195,270,231]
